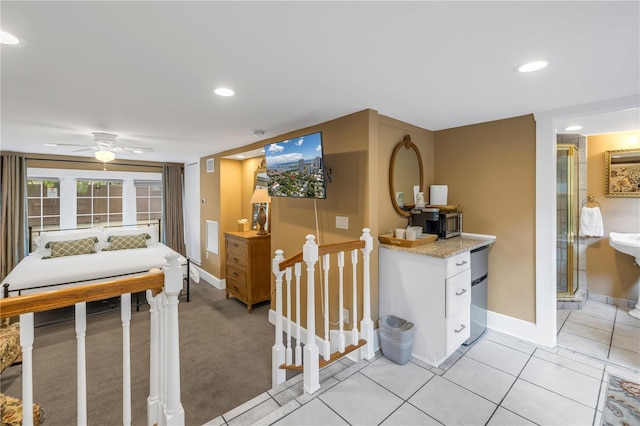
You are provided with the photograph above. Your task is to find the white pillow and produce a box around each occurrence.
[105,225,159,246]
[38,228,106,258]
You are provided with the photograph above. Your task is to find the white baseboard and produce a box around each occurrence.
[195,266,225,290]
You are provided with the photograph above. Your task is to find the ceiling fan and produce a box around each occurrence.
[44,132,154,163]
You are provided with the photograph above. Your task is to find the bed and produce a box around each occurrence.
[1,225,190,302]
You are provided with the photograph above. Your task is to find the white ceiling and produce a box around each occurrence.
[1,1,639,164]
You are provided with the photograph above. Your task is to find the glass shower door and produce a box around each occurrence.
[557,144,579,296]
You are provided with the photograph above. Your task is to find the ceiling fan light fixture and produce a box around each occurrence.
[95,149,115,162]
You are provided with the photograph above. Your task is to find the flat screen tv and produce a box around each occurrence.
[264,131,326,199]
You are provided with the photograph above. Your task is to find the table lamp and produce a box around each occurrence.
[250,188,271,235]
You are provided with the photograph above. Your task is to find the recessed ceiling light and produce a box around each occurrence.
[565,125,583,131]
[214,87,234,97]
[43,143,58,147]
[132,150,143,154]
[0,31,19,45]
[516,60,549,73]
[235,155,245,159]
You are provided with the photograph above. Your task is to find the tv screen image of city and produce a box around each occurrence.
[264,131,326,199]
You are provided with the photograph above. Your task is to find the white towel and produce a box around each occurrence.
[579,206,604,237]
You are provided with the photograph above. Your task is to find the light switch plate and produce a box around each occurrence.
[336,216,349,230]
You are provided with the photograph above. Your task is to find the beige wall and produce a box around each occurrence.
[198,112,538,326]
[586,131,640,301]
[433,115,537,323]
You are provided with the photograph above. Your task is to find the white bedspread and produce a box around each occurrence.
[1,244,186,296]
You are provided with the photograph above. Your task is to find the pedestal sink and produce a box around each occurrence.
[609,232,640,319]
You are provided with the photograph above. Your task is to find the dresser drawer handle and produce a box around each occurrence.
[454,324,466,333]
[234,286,239,292]
[233,257,240,263]
[233,272,239,277]
[455,288,467,296]
[233,243,239,247]
[456,260,468,266]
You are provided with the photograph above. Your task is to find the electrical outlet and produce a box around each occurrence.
[336,216,349,230]
[342,308,350,324]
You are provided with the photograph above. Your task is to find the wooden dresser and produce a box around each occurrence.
[224,231,271,312]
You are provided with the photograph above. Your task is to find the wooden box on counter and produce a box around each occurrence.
[224,231,271,312]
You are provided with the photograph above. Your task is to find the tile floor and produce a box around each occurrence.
[205,300,640,426]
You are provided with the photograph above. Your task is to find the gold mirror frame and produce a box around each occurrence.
[605,148,640,197]
[389,135,424,217]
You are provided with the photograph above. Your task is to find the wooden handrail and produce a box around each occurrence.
[279,240,365,271]
[0,270,165,319]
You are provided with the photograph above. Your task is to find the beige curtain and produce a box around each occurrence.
[162,164,186,256]
[0,154,27,281]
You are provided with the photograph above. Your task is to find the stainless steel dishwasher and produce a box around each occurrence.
[464,245,488,345]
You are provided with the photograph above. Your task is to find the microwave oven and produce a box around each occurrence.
[410,209,462,239]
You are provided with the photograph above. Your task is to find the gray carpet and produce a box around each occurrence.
[0,281,278,425]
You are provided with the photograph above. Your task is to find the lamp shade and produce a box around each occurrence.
[250,188,271,204]
[95,149,115,162]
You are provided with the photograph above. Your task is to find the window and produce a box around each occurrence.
[135,180,163,225]
[76,180,123,227]
[27,178,61,232]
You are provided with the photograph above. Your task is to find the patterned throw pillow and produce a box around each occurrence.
[104,234,148,251]
[44,237,98,258]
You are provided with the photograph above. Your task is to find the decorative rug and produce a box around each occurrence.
[602,374,640,426]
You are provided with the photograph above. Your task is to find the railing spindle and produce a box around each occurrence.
[122,292,132,426]
[338,251,345,353]
[351,249,359,346]
[285,267,292,365]
[272,249,286,386]
[19,312,34,426]
[75,302,87,425]
[303,235,320,394]
[294,262,302,366]
[322,253,330,360]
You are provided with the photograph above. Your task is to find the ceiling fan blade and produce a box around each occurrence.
[122,146,154,153]
[73,147,98,152]
[45,143,92,148]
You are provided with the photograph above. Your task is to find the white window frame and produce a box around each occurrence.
[27,168,162,230]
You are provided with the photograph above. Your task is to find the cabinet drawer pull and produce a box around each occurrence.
[234,286,239,292]
[233,272,239,277]
[233,257,240,263]
[454,324,466,333]
[456,260,468,266]
[455,288,467,296]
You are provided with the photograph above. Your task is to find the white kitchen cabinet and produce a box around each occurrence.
[379,247,471,367]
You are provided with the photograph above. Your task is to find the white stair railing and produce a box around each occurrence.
[272,228,374,394]
[0,252,185,426]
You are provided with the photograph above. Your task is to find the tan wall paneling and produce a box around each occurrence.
[586,131,640,301]
[434,115,536,323]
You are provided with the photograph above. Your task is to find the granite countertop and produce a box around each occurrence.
[379,233,496,258]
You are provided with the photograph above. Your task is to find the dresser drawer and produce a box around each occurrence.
[226,251,247,269]
[226,237,247,255]
[226,276,247,300]
[445,252,470,279]
[445,268,471,317]
[226,264,247,285]
[445,308,470,355]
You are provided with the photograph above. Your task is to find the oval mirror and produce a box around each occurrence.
[389,135,424,217]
